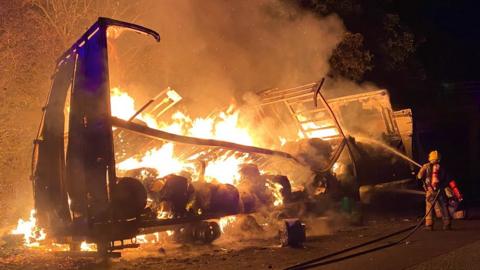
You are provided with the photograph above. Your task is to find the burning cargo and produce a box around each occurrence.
[18,18,414,256]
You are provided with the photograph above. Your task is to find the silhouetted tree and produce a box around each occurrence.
[329,32,373,81]
[287,0,423,84]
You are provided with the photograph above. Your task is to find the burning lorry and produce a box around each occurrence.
[28,18,414,255]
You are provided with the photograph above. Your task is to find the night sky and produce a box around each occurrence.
[392,0,480,200]
[396,0,480,82]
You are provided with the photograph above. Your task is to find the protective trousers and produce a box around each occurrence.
[425,189,451,227]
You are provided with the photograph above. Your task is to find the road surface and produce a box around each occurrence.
[1,210,480,270]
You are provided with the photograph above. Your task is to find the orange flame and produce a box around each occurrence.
[80,241,97,252]
[111,88,258,187]
[11,209,46,247]
[266,181,284,207]
[218,216,237,233]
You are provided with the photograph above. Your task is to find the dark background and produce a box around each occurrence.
[392,0,480,202]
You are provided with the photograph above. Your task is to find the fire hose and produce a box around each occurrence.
[284,186,442,270]
[313,78,357,176]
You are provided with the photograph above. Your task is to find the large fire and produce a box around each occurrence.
[117,143,190,178]
[12,86,302,249]
[111,86,285,243]
[113,87,261,187]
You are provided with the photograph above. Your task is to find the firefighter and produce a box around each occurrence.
[417,150,451,230]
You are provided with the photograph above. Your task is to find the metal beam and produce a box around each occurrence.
[111,117,300,162]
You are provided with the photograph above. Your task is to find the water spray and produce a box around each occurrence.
[353,135,422,168]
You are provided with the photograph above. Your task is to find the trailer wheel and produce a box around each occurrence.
[199,222,221,244]
[173,221,221,244]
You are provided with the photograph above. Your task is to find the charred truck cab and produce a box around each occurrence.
[32,18,229,255]
[32,18,160,255]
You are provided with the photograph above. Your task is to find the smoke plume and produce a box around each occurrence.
[109,0,345,116]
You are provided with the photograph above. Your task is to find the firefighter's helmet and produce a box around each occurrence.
[428,150,441,163]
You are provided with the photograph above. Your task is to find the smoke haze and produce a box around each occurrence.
[110,0,345,116]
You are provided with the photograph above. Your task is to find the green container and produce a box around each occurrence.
[341,196,352,213]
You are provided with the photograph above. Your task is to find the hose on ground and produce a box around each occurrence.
[284,190,441,270]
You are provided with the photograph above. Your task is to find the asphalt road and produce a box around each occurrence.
[2,211,480,270]
[283,218,480,270]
